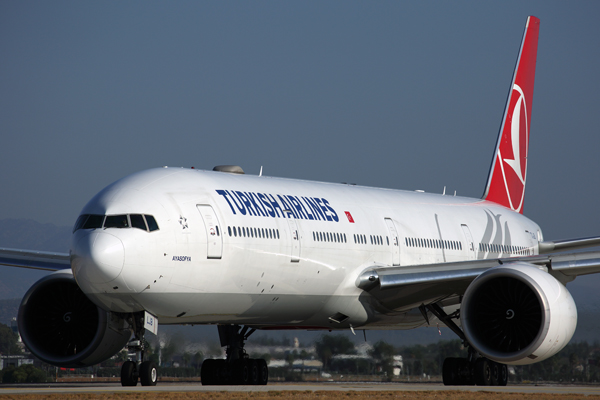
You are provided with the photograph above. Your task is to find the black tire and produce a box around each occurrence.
[490,361,500,386]
[234,359,251,385]
[201,359,216,385]
[456,358,472,385]
[257,358,268,385]
[139,360,158,386]
[497,363,508,386]
[215,359,227,384]
[121,361,138,387]
[249,359,259,385]
[474,358,492,386]
[442,357,458,385]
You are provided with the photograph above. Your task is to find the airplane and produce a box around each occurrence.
[2,15,599,387]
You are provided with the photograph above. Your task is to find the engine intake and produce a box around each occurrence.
[18,270,131,368]
[461,263,577,365]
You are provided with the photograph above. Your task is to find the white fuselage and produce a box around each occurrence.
[70,167,542,330]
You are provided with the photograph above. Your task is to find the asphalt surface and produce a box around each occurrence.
[1,382,600,396]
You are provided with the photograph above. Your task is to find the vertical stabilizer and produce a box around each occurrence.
[482,16,540,214]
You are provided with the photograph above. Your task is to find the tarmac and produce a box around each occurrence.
[1,382,600,396]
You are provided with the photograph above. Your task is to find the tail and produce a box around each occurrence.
[482,16,540,214]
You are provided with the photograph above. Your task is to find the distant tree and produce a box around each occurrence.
[159,335,182,367]
[192,351,204,369]
[249,352,272,363]
[0,323,21,355]
[436,340,466,360]
[286,352,295,367]
[314,334,355,370]
[369,340,395,377]
[2,364,47,383]
[413,359,423,376]
[182,352,191,368]
[569,352,581,375]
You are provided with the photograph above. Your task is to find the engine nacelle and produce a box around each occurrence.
[461,263,577,365]
[18,270,132,368]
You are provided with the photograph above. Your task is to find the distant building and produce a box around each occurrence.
[393,355,403,376]
[1,355,34,370]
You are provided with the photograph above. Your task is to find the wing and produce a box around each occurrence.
[0,247,71,271]
[357,238,600,313]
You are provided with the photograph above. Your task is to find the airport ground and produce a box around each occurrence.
[2,382,600,399]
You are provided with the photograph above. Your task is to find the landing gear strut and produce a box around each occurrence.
[425,303,508,386]
[120,312,158,387]
[201,324,268,385]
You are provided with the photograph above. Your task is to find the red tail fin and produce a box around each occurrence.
[482,16,540,214]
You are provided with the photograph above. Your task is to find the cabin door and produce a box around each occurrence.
[197,205,223,259]
[461,224,476,260]
[384,218,401,266]
[287,218,301,262]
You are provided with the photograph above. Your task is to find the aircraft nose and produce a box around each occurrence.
[71,231,125,284]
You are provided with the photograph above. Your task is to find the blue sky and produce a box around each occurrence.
[1,1,599,244]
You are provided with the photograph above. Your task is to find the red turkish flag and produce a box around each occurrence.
[345,211,354,223]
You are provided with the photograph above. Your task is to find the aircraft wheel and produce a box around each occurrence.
[257,358,269,385]
[442,357,458,385]
[234,359,251,385]
[491,362,508,386]
[455,357,472,385]
[139,360,158,386]
[474,358,492,386]
[121,360,138,386]
[201,359,217,385]
[249,359,259,385]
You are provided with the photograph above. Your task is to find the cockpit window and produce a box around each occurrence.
[145,215,159,232]
[130,214,147,231]
[104,215,129,229]
[83,215,105,230]
[73,215,88,232]
[73,213,159,232]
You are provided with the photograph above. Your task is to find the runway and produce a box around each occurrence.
[1,382,600,396]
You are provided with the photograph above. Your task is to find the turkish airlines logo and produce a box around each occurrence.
[498,84,528,213]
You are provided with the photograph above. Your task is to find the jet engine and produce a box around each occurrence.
[461,263,577,365]
[18,270,131,367]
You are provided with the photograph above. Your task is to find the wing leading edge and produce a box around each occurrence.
[0,247,70,271]
[357,250,600,313]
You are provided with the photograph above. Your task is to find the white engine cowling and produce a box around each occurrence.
[18,270,132,368]
[460,262,576,365]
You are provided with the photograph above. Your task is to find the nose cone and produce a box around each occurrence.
[72,231,125,284]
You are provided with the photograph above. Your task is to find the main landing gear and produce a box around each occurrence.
[424,303,508,386]
[201,325,269,385]
[120,313,158,387]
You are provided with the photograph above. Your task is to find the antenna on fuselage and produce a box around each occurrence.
[259,166,263,177]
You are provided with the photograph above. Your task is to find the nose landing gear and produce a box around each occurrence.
[120,313,158,387]
[201,324,269,385]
